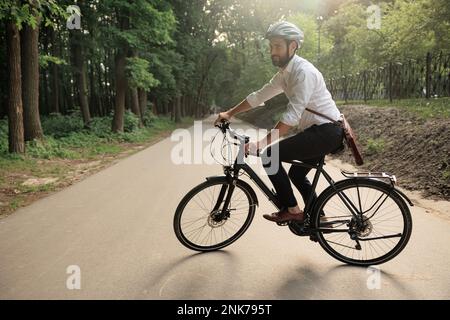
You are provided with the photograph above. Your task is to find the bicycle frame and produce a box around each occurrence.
[225,156,361,224]
[213,131,363,230]
[211,121,409,237]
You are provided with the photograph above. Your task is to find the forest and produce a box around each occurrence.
[0,0,449,154]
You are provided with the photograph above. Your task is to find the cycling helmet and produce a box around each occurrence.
[265,21,304,49]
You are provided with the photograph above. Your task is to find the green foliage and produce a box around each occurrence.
[142,109,158,127]
[0,112,185,160]
[123,110,140,133]
[126,57,160,90]
[0,0,65,28]
[41,113,84,138]
[232,53,276,104]
[2,0,448,156]
[39,54,67,68]
[98,0,176,50]
[26,137,78,159]
[318,0,450,77]
[87,116,114,139]
[443,169,450,181]
[0,119,8,155]
[288,13,333,63]
[366,138,386,155]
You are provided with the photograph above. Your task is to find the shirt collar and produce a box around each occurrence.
[280,54,298,74]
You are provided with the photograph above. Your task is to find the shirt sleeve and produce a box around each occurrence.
[280,70,316,127]
[246,72,284,108]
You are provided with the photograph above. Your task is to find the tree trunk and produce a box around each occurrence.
[112,9,129,132]
[186,95,192,117]
[51,63,61,113]
[175,96,181,123]
[181,95,186,118]
[195,53,218,118]
[40,27,49,115]
[97,64,104,116]
[138,88,147,119]
[152,98,158,115]
[89,61,100,117]
[72,39,91,125]
[21,22,43,141]
[49,28,59,114]
[130,87,143,127]
[128,50,143,126]
[125,88,131,111]
[112,50,127,132]
[7,22,25,153]
[104,51,112,115]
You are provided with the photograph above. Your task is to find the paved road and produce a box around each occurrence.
[1,116,449,299]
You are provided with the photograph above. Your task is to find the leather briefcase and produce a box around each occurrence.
[305,108,364,166]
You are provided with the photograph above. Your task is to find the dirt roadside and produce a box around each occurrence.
[0,121,194,219]
[237,103,450,201]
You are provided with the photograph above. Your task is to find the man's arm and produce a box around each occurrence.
[214,73,283,126]
[259,121,292,149]
[213,99,251,126]
[244,120,292,156]
[228,99,252,117]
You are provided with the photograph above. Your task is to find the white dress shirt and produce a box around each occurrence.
[246,54,341,131]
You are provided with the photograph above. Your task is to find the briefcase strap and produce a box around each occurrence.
[304,107,342,124]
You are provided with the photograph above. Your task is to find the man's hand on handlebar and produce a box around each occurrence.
[213,112,260,157]
[214,112,231,127]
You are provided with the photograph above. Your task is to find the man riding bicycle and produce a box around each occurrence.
[214,21,344,224]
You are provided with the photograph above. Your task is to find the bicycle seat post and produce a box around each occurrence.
[304,156,326,215]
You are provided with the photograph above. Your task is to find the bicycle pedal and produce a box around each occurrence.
[288,221,310,237]
[276,221,289,226]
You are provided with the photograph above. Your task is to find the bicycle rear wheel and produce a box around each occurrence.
[312,178,412,266]
[174,177,257,251]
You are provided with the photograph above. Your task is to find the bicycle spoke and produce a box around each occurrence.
[318,181,411,264]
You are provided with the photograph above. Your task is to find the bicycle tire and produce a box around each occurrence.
[174,177,257,252]
[311,178,412,266]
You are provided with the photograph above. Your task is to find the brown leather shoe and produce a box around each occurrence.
[263,209,305,223]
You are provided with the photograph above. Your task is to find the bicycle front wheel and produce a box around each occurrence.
[312,178,412,266]
[174,177,257,252]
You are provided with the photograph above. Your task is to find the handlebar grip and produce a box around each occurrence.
[215,119,229,125]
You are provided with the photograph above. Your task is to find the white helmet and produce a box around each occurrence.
[265,21,304,49]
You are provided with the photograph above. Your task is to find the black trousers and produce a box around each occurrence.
[260,122,344,209]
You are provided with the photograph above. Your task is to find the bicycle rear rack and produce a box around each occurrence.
[341,170,397,185]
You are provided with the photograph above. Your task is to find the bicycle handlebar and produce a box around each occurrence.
[215,119,248,142]
[214,119,260,157]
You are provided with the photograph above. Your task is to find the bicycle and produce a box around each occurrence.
[173,120,413,266]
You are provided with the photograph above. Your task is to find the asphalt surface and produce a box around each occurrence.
[1,116,449,299]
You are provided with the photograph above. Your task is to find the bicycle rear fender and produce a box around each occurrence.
[392,187,414,207]
[340,171,413,207]
[205,175,259,207]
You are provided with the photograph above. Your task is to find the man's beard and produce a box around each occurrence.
[271,51,291,68]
